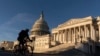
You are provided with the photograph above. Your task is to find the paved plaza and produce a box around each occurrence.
[0,49,91,56]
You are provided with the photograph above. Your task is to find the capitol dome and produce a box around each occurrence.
[30,12,50,36]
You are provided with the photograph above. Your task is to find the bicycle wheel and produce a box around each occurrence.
[26,45,34,56]
[13,45,20,56]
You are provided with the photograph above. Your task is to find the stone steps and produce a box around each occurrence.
[34,43,74,54]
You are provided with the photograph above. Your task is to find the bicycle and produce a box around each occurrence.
[13,40,33,56]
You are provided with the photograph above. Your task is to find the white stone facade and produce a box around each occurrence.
[34,34,51,51]
[51,16,100,54]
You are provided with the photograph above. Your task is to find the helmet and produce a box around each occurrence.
[25,29,29,32]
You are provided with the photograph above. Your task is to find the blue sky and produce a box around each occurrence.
[0,0,100,41]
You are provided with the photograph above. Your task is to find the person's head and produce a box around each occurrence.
[25,29,29,32]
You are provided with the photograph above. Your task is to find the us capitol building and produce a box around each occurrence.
[1,12,100,54]
[29,12,100,54]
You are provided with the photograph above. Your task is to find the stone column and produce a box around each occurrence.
[99,25,100,42]
[69,29,71,43]
[70,29,72,43]
[56,33,59,42]
[63,30,65,43]
[72,29,74,43]
[82,27,85,41]
[84,25,86,41]
[65,29,67,43]
[87,25,90,38]
[61,30,64,43]
[68,29,70,43]
[74,27,76,43]
[79,26,81,42]
[63,30,66,43]
[85,25,89,41]
[82,27,85,43]
[53,33,55,41]
[67,29,69,43]
[66,29,68,43]
[59,31,61,43]
[75,28,78,43]
[90,24,96,41]
[59,30,63,43]
[81,27,83,41]
[55,33,57,41]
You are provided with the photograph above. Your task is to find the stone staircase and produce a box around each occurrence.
[34,43,75,54]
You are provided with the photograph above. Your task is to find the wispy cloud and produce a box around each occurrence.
[0,13,35,41]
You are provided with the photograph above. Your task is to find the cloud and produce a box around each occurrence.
[0,13,35,41]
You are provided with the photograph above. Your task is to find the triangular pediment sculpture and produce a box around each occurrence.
[58,19,79,27]
[58,16,93,28]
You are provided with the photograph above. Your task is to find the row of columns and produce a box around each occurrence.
[53,24,97,44]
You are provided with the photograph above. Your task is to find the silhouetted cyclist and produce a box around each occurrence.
[14,29,33,55]
[17,29,31,49]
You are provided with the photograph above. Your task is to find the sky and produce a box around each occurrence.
[0,0,100,41]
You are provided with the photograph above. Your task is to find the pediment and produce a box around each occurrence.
[58,19,79,27]
[64,19,78,25]
[58,16,93,28]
